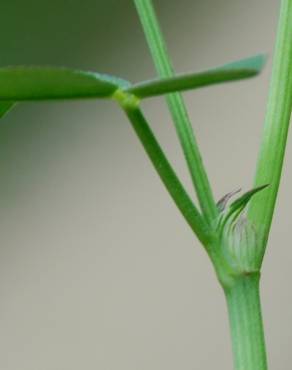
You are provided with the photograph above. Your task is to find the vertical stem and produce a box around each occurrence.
[248,0,292,262]
[134,0,218,224]
[224,274,268,370]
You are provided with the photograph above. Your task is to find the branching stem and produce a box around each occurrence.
[117,96,211,246]
[131,1,292,370]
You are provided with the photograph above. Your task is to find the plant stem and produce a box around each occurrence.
[119,100,211,246]
[133,0,218,224]
[224,274,268,370]
[131,2,291,370]
[248,0,292,263]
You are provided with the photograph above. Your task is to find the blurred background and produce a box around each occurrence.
[0,0,291,369]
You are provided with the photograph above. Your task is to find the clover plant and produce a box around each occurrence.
[1,1,292,369]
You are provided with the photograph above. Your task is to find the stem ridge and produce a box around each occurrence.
[224,274,268,370]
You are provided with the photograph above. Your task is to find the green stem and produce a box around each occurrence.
[119,99,211,246]
[248,0,292,263]
[133,0,218,224]
[224,274,268,370]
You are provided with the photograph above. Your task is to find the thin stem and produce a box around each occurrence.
[248,0,292,263]
[120,102,211,246]
[133,0,218,224]
[224,274,268,370]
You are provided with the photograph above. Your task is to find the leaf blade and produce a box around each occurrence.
[0,67,130,100]
[216,184,269,235]
[126,54,266,98]
[229,184,269,215]
[222,184,269,228]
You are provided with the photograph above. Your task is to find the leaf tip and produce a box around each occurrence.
[224,54,268,75]
[249,53,268,73]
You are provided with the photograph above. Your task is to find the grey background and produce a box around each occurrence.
[0,0,291,369]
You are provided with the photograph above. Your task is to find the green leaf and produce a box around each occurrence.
[126,54,266,98]
[217,184,269,233]
[0,67,130,100]
[228,184,269,216]
[0,101,15,118]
